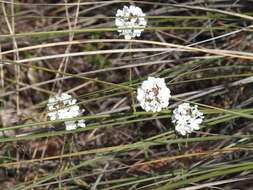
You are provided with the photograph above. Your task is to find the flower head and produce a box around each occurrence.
[47,93,86,130]
[172,103,204,136]
[115,5,147,40]
[137,77,171,112]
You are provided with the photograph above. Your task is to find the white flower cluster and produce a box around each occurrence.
[172,103,204,136]
[47,93,86,130]
[115,5,147,40]
[137,77,171,112]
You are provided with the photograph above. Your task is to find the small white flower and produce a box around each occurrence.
[115,5,147,40]
[172,103,204,136]
[137,77,171,112]
[47,93,86,130]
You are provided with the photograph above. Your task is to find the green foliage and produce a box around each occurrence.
[84,34,112,69]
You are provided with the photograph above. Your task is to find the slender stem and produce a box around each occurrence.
[129,41,136,113]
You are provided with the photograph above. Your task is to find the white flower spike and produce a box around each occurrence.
[47,93,86,130]
[115,5,147,40]
[172,103,204,136]
[137,77,171,112]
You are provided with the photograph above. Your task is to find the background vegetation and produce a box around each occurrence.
[0,0,253,189]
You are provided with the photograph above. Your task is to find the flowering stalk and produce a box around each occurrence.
[115,5,147,40]
[47,93,86,130]
[172,103,204,136]
[137,77,171,112]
